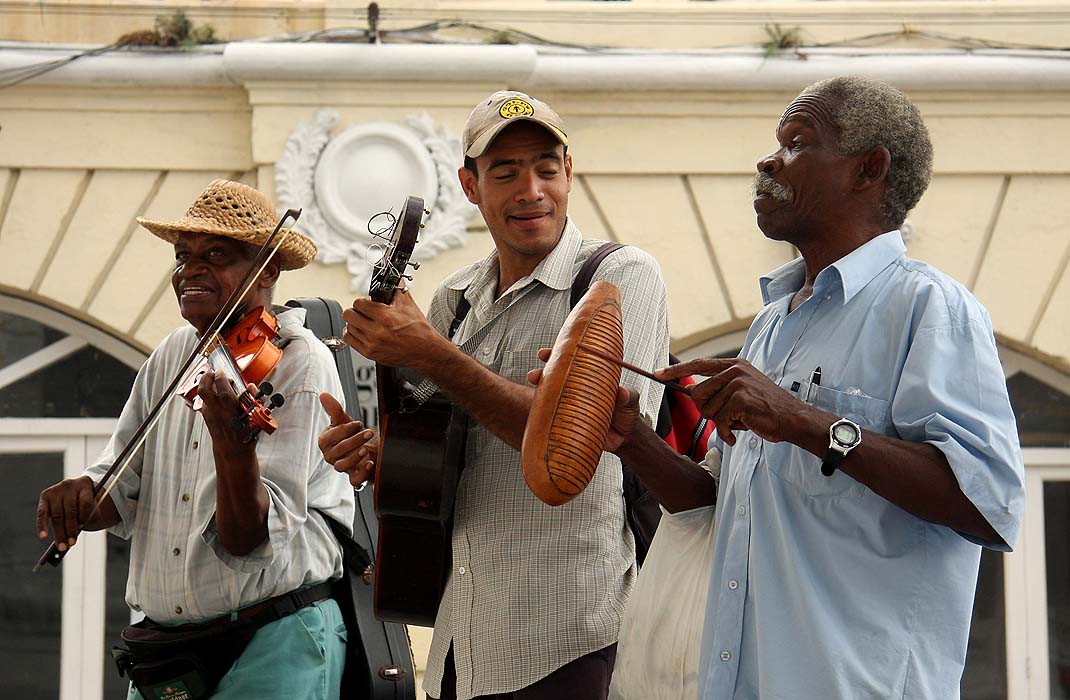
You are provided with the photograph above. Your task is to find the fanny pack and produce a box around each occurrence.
[112,582,332,700]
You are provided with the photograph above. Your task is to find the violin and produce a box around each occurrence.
[177,305,286,442]
[34,209,302,572]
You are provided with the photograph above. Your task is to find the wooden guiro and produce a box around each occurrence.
[522,280,624,506]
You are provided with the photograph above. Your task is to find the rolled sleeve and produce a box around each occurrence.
[202,389,338,572]
[892,317,1025,551]
[82,354,158,540]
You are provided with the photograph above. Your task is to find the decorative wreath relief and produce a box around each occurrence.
[275,109,476,291]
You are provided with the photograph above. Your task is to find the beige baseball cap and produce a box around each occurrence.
[462,90,568,158]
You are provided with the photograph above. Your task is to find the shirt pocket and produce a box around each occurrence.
[765,384,891,498]
[808,383,892,432]
[499,348,541,385]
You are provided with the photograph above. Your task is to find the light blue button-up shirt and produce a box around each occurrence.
[700,231,1025,700]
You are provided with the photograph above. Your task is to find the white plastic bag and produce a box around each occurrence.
[610,453,720,700]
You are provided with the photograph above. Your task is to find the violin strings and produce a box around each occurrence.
[90,226,297,522]
[35,211,302,571]
[203,227,294,353]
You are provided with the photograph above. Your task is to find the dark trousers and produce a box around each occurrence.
[433,643,618,700]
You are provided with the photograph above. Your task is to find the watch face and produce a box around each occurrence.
[833,422,859,445]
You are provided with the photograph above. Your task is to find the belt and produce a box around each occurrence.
[162,582,333,632]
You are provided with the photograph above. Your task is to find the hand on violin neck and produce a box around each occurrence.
[197,370,256,450]
[342,289,447,373]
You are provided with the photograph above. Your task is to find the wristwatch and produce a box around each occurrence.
[821,417,861,477]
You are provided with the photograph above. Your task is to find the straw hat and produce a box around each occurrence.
[137,179,317,270]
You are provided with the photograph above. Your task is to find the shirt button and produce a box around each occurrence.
[481,348,491,356]
[737,505,747,517]
[728,579,739,590]
[192,441,198,449]
[748,437,759,449]
[181,493,190,502]
[720,651,732,662]
[172,547,180,556]
[458,566,466,575]
[174,606,183,615]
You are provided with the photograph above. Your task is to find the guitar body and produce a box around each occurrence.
[366,195,468,626]
[373,366,466,626]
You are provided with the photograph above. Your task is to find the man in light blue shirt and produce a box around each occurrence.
[608,76,1025,699]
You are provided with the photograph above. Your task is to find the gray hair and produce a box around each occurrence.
[800,76,933,228]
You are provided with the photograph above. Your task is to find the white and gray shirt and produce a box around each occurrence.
[86,307,354,624]
[421,220,670,699]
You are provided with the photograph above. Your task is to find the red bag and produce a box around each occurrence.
[657,356,715,462]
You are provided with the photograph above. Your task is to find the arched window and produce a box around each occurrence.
[0,295,145,700]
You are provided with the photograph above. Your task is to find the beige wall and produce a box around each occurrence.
[1,79,1067,371]
[4,1,1070,51]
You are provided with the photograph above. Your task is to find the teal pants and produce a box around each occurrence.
[128,599,347,700]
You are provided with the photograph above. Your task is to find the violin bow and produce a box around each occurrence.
[34,209,302,572]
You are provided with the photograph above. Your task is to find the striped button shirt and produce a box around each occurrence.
[422,220,670,699]
[85,307,355,624]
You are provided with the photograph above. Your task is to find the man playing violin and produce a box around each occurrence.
[35,180,354,700]
[322,91,670,700]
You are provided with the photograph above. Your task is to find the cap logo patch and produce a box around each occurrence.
[499,99,535,120]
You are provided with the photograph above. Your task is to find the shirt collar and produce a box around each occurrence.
[759,230,906,305]
[530,218,583,292]
[444,218,581,295]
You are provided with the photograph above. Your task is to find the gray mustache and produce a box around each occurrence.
[752,173,792,203]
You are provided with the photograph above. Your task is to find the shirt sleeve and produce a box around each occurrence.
[202,336,354,572]
[593,246,670,427]
[426,282,456,337]
[891,298,1025,551]
[82,347,161,539]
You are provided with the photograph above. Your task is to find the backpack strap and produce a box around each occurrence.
[452,241,623,340]
[571,242,626,308]
[448,294,471,341]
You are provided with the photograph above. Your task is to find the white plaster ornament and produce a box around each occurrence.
[275,109,475,291]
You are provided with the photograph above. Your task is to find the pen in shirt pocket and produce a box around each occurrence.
[805,366,821,402]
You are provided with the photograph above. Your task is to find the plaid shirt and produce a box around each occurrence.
[85,308,354,624]
[422,220,669,699]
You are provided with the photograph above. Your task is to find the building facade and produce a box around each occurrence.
[1,2,1068,698]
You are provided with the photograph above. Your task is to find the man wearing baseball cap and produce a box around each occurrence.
[37,180,355,700]
[330,91,670,698]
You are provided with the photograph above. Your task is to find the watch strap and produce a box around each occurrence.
[821,450,845,477]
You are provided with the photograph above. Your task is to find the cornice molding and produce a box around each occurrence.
[1,43,1069,92]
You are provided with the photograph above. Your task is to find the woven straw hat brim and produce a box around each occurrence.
[137,216,317,271]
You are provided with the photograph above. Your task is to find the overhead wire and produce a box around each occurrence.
[0,42,123,89]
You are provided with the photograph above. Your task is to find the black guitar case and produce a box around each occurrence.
[285,297,417,700]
